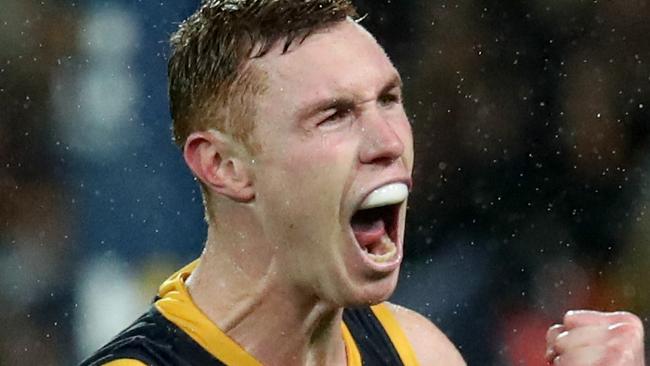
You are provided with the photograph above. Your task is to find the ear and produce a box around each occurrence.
[183,130,255,202]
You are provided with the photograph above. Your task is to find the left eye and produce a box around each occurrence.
[378,93,400,107]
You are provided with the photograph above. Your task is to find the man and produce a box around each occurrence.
[81,1,645,365]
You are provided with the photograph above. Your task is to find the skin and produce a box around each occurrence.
[182,19,464,365]
[546,310,645,366]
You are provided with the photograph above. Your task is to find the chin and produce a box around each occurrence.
[339,267,401,307]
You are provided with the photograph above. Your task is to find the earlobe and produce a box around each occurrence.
[183,130,255,202]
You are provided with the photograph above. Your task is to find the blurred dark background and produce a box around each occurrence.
[1,1,649,365]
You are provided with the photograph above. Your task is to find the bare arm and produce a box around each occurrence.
[387,302,466,366]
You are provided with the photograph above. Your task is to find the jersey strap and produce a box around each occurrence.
[342,306,406,365]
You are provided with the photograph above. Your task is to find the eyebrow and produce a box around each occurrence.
[297,74,403,120]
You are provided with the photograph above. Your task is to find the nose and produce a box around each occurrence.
[358,111,405,165]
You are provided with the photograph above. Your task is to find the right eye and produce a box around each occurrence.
[319,107,354,127]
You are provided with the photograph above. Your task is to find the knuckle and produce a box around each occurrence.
[563,310,578,323]
[547,324,563,341]
[612,311,644,327]
[621,312,644,331]
[553,331,570,353]
[609,321,643,340]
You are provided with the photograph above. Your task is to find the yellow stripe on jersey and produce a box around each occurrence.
[371,303,421,366]
[103,359,146,366]
[341,321,362,366]
[155,260,263,366]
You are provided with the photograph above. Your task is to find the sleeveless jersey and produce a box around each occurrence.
[79,261,420,366]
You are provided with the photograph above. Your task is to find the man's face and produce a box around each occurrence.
[250,19,414,306]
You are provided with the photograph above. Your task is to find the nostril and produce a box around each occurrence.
[371,155,399,167]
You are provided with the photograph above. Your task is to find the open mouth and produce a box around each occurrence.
[350,204,400,260]
[349,182,408,263]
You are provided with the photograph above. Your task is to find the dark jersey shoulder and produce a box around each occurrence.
[79,306,224,366]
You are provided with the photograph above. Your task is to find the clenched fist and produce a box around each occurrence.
[546,310,645,365]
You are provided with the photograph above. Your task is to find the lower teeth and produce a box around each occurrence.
[365,234,396,262]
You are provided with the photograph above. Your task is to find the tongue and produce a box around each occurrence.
[351,217,386,248]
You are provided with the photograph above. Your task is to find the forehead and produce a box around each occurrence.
[252,20,399,105]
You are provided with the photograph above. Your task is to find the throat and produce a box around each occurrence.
[226,295,348,366]
[189,255,348,366]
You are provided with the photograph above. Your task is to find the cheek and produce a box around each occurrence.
[397,120,415,169]
[284,136,356,182]
[257,141,356,229]
[406,137,415,169]
[258,145,356,277]
[287,146,353,208]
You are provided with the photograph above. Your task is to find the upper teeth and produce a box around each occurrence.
[359,183,409,210]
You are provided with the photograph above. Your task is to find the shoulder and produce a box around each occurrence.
[384,302,466,366]
[102,359,147,366]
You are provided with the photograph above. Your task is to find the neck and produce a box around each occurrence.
[186,224,348,366]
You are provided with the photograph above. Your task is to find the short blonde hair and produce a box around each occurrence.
[168,0,358,150]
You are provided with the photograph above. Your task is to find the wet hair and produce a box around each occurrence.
[168,0,358,150]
